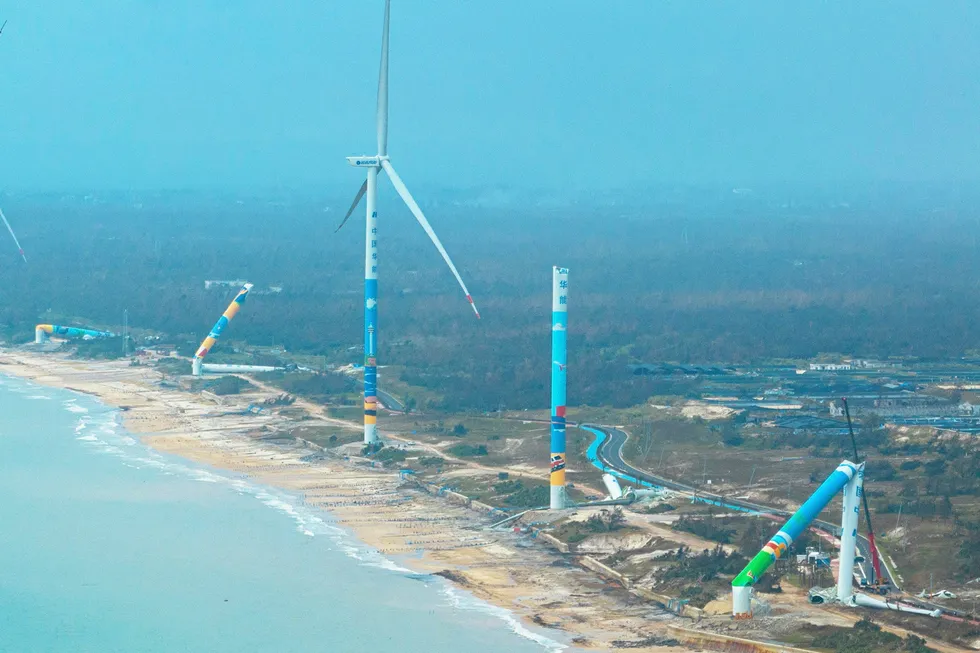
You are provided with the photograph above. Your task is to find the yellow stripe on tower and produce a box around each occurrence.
[364,399,377,424]
[550,452,566,486]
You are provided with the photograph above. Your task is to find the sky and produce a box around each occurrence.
[0,1,978,192]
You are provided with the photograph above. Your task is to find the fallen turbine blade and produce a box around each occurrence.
[335,180,368,233]
[381,160,480,319]
[376,0,390,156]
[0,207,27,262]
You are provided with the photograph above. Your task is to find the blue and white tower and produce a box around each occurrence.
[550,266,569,509]
[337,0,481,445]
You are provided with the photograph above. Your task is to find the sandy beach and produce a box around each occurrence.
[0,350,692,652]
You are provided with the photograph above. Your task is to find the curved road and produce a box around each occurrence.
[587,425,897,589]
[376,388,404,412]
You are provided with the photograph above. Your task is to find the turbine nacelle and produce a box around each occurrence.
[346,156,388,168]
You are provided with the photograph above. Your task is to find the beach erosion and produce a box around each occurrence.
[0,351,683,652]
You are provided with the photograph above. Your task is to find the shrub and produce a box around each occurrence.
[205,375,252,395]
[447,444,488,457]
[373,447,407,466]
[584,508,627,533]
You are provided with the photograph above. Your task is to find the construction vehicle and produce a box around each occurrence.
[842,397,890,595]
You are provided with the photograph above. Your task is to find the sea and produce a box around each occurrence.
[0,374,568,652]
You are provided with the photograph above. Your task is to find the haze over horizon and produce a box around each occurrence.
[1,1,978,192]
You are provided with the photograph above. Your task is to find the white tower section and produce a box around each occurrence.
[837,461,864,603]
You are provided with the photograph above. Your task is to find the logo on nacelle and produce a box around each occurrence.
[347,156,380,167]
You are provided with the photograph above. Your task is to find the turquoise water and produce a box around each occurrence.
[0,375,566,652]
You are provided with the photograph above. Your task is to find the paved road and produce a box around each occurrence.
[376,388,404,412]
[588,424,898,589]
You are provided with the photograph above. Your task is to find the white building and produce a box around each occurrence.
[809,362,852,372]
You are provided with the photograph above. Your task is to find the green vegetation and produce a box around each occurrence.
[956,522,980,579]
[552,508,628,544]
[204,375,252,395]
[15,194,980,414]
[799,618,935,653]
[672,513,736,544]
[71,337,127,360]
[490,480,549,508]
[372,447,408,467]
[656,545,746,584]
[257,371,355,404]
[153,357,188,375]
[447,443,488,457]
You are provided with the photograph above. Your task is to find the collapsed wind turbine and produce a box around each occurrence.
[0,207,27,262]
[338,0,480,445]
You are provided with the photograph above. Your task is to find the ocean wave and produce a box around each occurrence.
[26,394,52,400]
[46,388,539,635]
[440,585,566,652]
[11,379,565,651]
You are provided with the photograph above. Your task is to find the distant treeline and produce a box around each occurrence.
[3,189,980,410]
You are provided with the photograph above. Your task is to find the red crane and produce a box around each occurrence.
[841,397,885,589]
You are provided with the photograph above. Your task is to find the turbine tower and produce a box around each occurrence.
[550,267,569,509]
[338,0,480,445]
[192,283,253,376]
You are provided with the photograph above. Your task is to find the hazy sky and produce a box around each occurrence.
[1,1,978,191]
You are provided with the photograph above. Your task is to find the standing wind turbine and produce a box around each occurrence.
[338,0,480,445]
[0,207,27,262]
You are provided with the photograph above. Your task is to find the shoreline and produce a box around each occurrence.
[0,351,688,652]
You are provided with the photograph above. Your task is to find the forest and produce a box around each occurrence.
[2,182,980,411]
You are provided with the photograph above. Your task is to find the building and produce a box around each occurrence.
[808,362,852,372]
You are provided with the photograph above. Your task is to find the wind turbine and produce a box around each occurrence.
[338,0,480,445]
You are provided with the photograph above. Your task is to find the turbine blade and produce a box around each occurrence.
[381,160,480,319]
[0,20,7,36]
[0,207,27,262]
[376,0,390,156]
[335,180,368,233]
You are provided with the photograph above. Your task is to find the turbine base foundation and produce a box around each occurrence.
[549,486,566,510]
